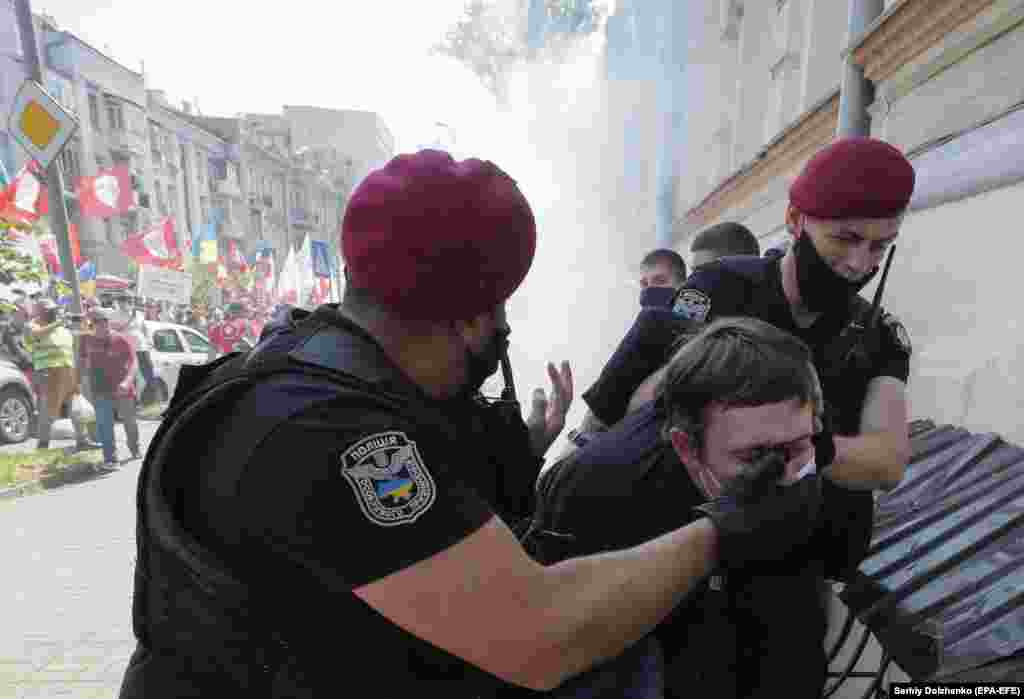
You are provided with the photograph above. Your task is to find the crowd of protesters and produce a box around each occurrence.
[0,285,290,469]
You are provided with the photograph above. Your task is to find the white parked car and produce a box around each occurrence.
[142,322,254,402]
[144,322,218,402]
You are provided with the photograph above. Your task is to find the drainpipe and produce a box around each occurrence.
[837,0,884,138]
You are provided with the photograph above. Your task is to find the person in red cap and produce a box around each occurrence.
[119,150,826,699]
[558,136,916,696]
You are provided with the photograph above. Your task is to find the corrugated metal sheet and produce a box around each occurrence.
[840,419,1024,681]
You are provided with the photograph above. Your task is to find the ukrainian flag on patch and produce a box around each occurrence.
[376,478,415,503]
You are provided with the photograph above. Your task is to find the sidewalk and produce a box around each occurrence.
[0,409,163,501]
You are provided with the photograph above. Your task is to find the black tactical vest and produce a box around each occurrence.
[118,306,521,698]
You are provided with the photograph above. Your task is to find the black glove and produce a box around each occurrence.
[812,408,836,468]
[695,451,822,572]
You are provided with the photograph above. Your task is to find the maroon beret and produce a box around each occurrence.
[790,137,915,220]
[341,150,536,321]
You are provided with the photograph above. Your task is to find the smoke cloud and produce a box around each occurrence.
[454,11,663,460]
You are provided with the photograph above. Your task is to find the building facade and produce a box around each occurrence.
[38,15,153,277]
[673,3,1024,692]
[1,11,392,295]
[281,106,394,189]
[675,0,1024,445]
[146,91,233,264]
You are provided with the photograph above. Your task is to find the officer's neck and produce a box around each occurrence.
[340,309,465,401]
[780,251,823,329]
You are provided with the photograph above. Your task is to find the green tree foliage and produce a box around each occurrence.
[433,0,524,106]
[434,0,607,104]
[0,219,47,288]
[187,258,218,318]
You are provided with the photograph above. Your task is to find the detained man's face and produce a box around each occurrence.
[671,398,816,499]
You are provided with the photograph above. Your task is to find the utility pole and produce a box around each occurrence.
[837,0,884,138]
[13,0,82,322]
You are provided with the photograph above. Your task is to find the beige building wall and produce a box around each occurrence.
[282,106,395,182]
[669,1,1024,693]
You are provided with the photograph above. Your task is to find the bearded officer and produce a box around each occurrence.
[576,136,915,493]
[118,150,827,698]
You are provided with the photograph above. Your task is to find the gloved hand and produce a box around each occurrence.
[812,410,836,468]
[695,450,822,571]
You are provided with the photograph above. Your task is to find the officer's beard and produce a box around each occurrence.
[793,232,878,313]
[459,327,509,398]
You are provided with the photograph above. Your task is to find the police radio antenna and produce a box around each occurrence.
[500,353,517,403]
[868,245,896,329]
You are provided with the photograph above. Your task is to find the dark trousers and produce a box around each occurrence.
[137,352,156,403]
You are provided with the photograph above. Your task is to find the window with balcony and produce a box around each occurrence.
[105,99,124,132]
[58,145,80,184]
[88,94,100,130]
[196,149,206,186]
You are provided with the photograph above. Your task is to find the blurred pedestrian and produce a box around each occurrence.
[26,299,98,451]
[79,307,140,470]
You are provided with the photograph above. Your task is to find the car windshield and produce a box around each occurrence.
[152,329,184,353]
[182,331,211,353]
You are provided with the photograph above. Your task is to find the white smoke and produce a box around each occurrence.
[460,12,661,460]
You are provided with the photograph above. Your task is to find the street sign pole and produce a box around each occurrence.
[14,0,82,323]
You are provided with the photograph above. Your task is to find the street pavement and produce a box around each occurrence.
[0,418,162,699]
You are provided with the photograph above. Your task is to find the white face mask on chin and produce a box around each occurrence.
[796,459,817,480]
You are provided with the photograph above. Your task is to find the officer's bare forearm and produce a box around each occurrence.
[537,519,717,686]
[825,431,908,491]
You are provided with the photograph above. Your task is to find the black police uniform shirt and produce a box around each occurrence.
[583,255,911,435]
[173,310,521,695]
[581,306,698,428]
[539,400,873,699]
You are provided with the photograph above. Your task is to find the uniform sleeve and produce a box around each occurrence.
[871,312,912,383]
[671,265,749,325]
[581,308,696,427]
[240,397,495,590]
[581,266,747,427]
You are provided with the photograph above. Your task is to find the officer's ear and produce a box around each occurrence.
[453,306,503,347]
[785,204,803,238]
[669,427,700,467]
[670,427,716,498]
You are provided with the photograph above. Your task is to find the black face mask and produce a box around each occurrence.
[793,232,878,313]
[639,286,677,309]
[462,325,510,397]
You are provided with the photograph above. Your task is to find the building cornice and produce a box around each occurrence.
[150,107,227,151]
[850,0,997,82]
[684,90,839,228]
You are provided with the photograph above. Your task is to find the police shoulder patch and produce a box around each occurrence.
[882,313,912,354]
[673,288,712,323]
[340,431,437,527]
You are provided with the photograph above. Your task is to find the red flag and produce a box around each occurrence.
[0,164,48,224]
[69,224,82,267]
[40,235,60,273]
[36,226,81,274]
[78,165,134,219]
[120,218,181,268]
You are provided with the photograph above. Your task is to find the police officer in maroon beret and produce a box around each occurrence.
[119,150,827,698]
[558,137,916,695]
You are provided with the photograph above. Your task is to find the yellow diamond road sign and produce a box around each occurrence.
[8,80,79,170]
